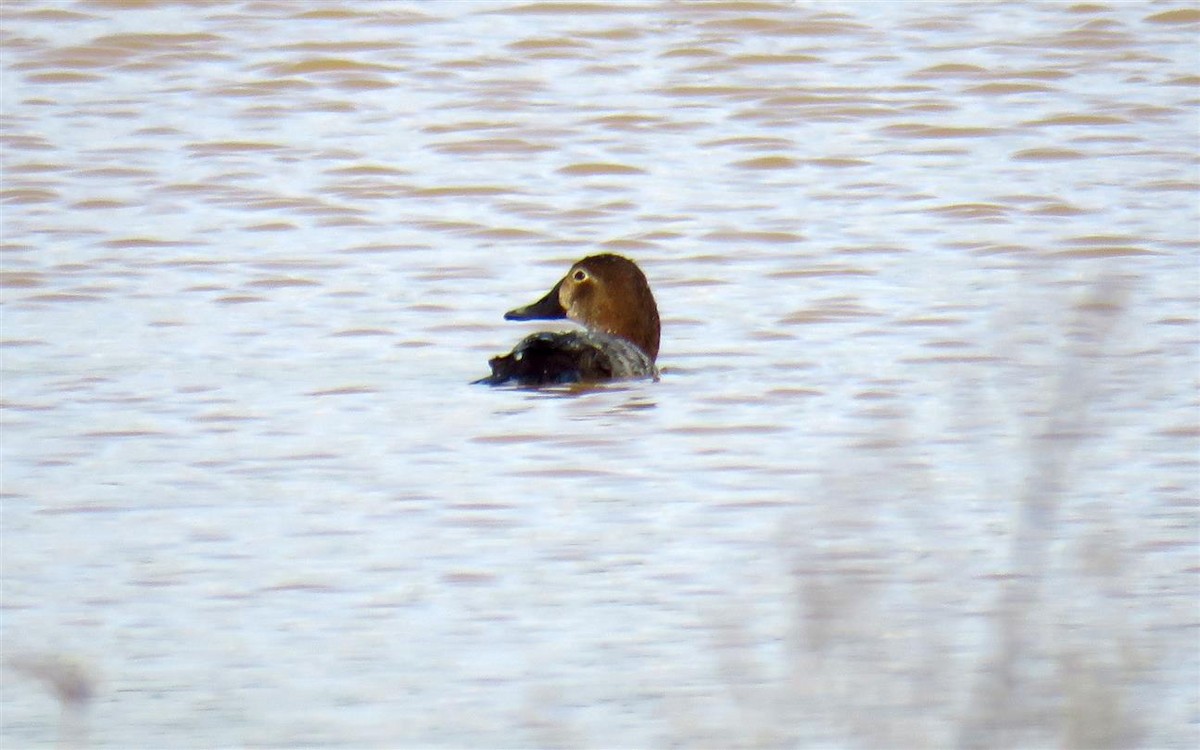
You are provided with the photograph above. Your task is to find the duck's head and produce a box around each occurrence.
[504,253,660,361]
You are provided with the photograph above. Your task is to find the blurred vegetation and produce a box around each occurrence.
[656,277,1192,749]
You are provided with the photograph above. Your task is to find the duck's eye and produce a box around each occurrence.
[573,269,588,282]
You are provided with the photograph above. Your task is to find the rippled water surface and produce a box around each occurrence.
[3,1,1198,747]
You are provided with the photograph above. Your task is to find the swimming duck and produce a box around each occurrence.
[475,253,660,386]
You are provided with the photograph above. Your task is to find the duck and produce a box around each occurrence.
[474,253,661,386]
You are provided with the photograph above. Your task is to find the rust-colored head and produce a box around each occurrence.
[504,254,660,361]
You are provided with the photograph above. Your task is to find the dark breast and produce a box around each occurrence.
[475,331,656,386]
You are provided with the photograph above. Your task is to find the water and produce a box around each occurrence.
[2,1,1197,747]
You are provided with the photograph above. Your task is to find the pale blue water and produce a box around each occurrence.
[3,1,1197,747]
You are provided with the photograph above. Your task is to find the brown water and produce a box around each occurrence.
[2,1,1198,747]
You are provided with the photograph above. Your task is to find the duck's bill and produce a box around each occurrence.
[504,281,566,321]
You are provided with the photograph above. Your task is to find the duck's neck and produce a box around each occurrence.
[597,311,659,362]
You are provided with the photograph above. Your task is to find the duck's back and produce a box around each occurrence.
[474,331,656,386]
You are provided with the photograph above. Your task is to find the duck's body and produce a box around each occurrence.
[475,330,655,386]
[476,254,660,387]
